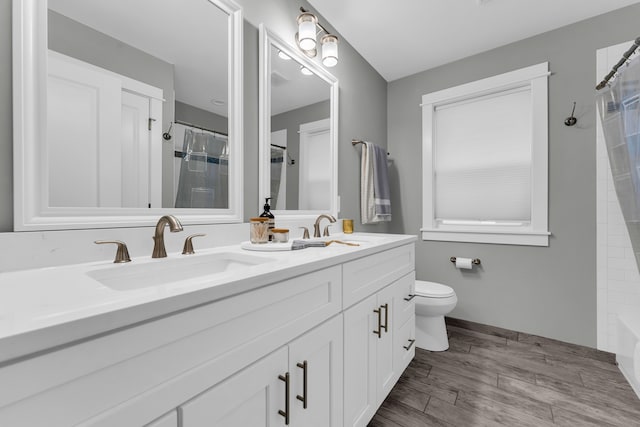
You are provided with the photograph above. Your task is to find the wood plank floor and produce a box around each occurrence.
[369,318,640,427]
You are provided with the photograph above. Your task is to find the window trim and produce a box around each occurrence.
[421,62,550,246]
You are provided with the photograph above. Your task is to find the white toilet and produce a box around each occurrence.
[414,280,458,351]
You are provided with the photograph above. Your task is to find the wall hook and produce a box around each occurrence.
[564,102,577,126]
[163,122,173,140]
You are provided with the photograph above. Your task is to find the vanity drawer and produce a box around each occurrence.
[394,315,416,377]
[0,267,342,427]
[343,244,415,308]
[393,272,416,328]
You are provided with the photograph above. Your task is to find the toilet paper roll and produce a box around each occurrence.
[455,257,473,269]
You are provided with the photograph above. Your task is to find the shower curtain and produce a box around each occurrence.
[270,146,285,209]
[175,128,228,208]
[597,56,640,268]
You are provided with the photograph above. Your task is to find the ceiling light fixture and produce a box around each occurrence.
[300,66,313,76]
[295,7,339,67]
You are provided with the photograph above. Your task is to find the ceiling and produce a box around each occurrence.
[307,0,640,82]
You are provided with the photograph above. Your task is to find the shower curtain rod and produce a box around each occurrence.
[596,37,640,90]
[174,120,228,137]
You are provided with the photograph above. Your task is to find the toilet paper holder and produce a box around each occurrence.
[450,256,481,265]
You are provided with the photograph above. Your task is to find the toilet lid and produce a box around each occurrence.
[415,281,455,298]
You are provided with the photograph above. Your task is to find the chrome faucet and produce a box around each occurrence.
[313,214,337,238]
[152,215,183,258]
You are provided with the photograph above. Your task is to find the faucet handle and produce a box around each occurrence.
[182,234,206,255]
[323,224,333,237]
[299,227,310,239]
[95,240,131,263]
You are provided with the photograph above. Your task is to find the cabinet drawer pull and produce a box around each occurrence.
[296,361,308,409]
[373,308,382,338]
[404,294,416,301]
[403,339,416,351]
[381,303,389,333]
[278,372,290,425]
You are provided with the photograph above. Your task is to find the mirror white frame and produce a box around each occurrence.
[12,0,244,231]
[258,24,339,220]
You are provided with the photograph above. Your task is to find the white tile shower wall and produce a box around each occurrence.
[596,41,640,352]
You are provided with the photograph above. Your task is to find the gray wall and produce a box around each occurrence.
[271,99,329,209]
[175,101,229,135]
[388,4,640,347]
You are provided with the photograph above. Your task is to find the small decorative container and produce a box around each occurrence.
[272,228,290,243]
[250,217,270,244]
[343,219,354,234]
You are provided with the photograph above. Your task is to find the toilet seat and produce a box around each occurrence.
[415,281,455,298]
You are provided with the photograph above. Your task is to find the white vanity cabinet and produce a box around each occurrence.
[0,267,342,427]
[180,315,343,427]
[343,245,416,427]
[0,236,416,427]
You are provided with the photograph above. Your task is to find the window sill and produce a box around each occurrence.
[420,228,550,246]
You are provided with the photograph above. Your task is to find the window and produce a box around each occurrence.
[421,62,550,246]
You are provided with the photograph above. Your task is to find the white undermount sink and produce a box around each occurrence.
[87,252,274,291]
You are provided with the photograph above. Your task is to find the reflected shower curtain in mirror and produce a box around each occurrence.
[270,146,285,209]
[597,56,640,269]
[175,128,229,208]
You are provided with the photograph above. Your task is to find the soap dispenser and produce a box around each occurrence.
[260,197,275,241]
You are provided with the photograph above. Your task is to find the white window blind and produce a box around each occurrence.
[434,87,532,224]
[421,62,549,246]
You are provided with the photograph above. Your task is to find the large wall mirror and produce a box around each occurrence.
[258,25,339,220]
[13,0,243,230]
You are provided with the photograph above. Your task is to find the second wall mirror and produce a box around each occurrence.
[258,24,339,219]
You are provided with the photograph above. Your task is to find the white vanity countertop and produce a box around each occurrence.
[0,233,415,364]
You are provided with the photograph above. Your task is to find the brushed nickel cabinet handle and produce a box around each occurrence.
[373,308,382,338]
[404,339,416,351]
[404,294,416,301]
[296,361,308,409]
[278,372,290,425]
[381,303,389,333]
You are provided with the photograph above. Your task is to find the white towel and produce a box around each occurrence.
[361,142,391,224]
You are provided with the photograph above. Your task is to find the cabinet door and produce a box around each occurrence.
[376,284,397,403]
[343,295,378,427]
[289,315,343,427]
[180,347,288,427]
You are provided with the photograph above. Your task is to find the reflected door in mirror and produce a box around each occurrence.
[47,52,162,208]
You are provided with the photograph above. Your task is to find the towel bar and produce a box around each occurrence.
[352,139,389,156]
